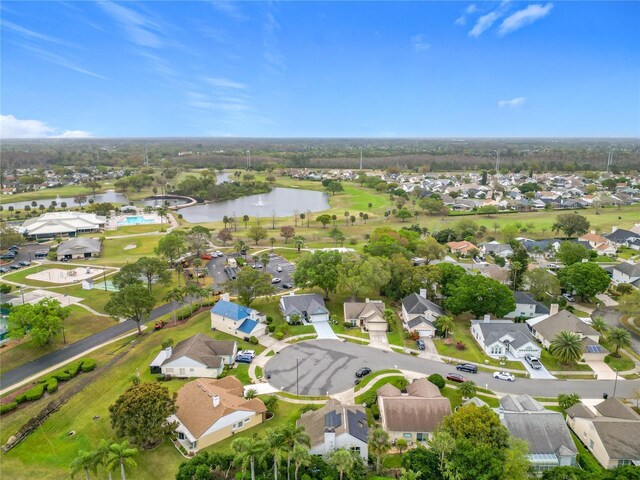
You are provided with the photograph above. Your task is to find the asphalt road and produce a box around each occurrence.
[594,305,640,355]
[0,300,178,390]
[264,340,640,399]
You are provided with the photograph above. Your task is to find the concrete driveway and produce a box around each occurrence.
[263,339,640,399]
[369,331,390,348]
[312,321,338,340]
[587,360,619,380]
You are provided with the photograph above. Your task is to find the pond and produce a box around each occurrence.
[177,187,331,223]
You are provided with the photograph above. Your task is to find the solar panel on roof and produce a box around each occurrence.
[586,345,605,353]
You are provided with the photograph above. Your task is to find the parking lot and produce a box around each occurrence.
[206,252,295,291]
[0,243,49,273]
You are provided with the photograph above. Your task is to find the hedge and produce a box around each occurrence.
[46,377,58,394]
[15,394,27,404]
[274,332,284,341]
[53,372,72,381]
[578,453,602,473]
[0,402,18,415]
[25,384,45,401]
[65,361,83,377]
[81,359,96,372]
[371,404,380,420]
[428,374,445,389]
[362,391,377,407]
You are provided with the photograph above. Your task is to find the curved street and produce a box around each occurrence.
[264,339,640,399]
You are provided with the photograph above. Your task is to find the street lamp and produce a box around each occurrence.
[613,369,619,397]
[103,269,107,291]
[19,286,25,305]
[296,358,299,397]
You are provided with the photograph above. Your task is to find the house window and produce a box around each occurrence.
[617,460,632,467]
[490,345,502,355]
[177,432,185,440]
[416,433,427,442]
[165,368,174,373]
[350,446,361,453]
[244,417,251,424]
[403,433,412,439]
[589,440,594,449]
[232,421,243,430]
[190,368,194,372]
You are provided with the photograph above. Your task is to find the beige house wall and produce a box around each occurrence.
[566,417,612,468]
[195,412,264,451]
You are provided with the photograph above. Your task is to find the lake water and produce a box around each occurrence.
[177,187,330,223]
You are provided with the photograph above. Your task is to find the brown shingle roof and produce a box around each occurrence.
[406,378,441,398]
[376,383,402,397]
[163,333,236,368]
[531,310,599,342]
[175,377,266,438]
[595,398,640,421]
[379,396,451,433]
[343,301,385,322]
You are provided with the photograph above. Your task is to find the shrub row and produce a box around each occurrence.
[578,452,603,473]
[3,358,97,415]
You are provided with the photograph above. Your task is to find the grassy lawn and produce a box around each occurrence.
[0,184,111,203]
[0,310,268,480]
[432,318,525,371]
[354,375,406,404]
[85,236,161,267]
[604,353,635,372]
[0,305,115,374]
[539,349,593,372]
[439,386,500,409]
[387,312,405,347]
[354,369,402,393]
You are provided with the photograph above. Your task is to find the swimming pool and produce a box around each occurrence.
[117,215,156,226]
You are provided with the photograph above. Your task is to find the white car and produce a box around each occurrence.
[238,350,256,358]
[271,277,281,284]
[215,251,223,257]
[493,371,515,382]
[276,266,282,272]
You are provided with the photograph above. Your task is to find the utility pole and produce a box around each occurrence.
[359,147,363,170]
[495,149,500,172]
[606,148,613,172]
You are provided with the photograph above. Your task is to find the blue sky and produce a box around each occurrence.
[1,1,639,138]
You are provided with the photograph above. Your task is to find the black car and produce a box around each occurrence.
[9,245,20,252]
[281,283,293,289]
[19,261,31,267]
[9,264,21,270]
[355,367,372,378]
[455,363,478,374]
[0,252,16,260]
[446,372,467,383]
[0,267,8,274]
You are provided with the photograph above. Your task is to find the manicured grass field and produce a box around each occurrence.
[354,375,406,404]
[604,353,635,372]
[0,264,81,288]
[0,305,115,374]
[85,235,161,267]
[0,184,111,204]
[539,349,593,372]
[0,310,269,480]
[353,369,402,393]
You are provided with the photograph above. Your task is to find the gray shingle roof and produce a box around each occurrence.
[502,411,577,457]
[607,228,638,243]
[474,321,537,349]
[280,294,328,316]
[57,237,102,256]
[297,400,368,449]
[407,315,434,329]
[527,310,599,342]
[513,291,550,315]
[401,293,444,316]
[163,333,236,368]
[613,262,640,277]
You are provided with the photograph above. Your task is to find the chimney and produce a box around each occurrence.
[365,298,370,303]
[249,309,258,320]
[590,230,595,234]
[498,407,504,420]
[165,345,172,357]
[550,304,559,316]
[212,395,220,407]
[484,314,491,323]
[419,289,427,299]
[221,293,230,302]
[612,226,618,233]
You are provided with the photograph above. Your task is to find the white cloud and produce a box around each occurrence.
[411,34,431,51]
[498,3,553,36]
[455,4,478,25]
[498,97,526,108]
[1,19,74,47]
[469,11,502,37]
[0,115,91,139]
[98,1,163,48]
[210,1,247,21]
[205,77,247,89]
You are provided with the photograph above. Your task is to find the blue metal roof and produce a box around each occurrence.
[237,318,259,334]
[211,300,253,321]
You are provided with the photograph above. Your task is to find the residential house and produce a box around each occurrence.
[19,211,106,239]
[56,237,102,261]
[579,232,617,256]
[210,297,267,339]
[526,307,608,360]
[344,299,387,332]
[470,317,542,359]
[279,293,329,323]
[498,394,578,473]
[377,378,451,445]
[611,262,640,287]
[480,241,513,258]
[505,291,550,320]
[296,399,369,459]
[446,241,478,257]
[401,290,444,338]
[566,398,640,468]
[149,333,237,378]
[169,376,266,453]
[607,227,640,247]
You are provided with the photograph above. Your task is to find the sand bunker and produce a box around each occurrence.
[26,267,105,285]
[123,244,137,250]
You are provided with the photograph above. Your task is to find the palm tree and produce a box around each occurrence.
[590,316,609,334]
[293,236,305,253]
[244,388,257,399]
[558,393,581,410]
[328,448,355,480]
[266,429,285,480]
[261,252,270,270]
[235,240,248,259]
[270,237,276,251]
[605,327,632,357]
[264,395,280,413]
[94,439,114,480]
[434,315,454,337]
[106,440,138,480]
[163,287,185,325]
[243,215,250,228]
[70,450,97,480]
[232,436,264,480]
[184,283,200,315]
[291,444,311,480]
[368,426,391,474]
[550,331,583,365]
[280,425,310,480]
[458,380,477,399]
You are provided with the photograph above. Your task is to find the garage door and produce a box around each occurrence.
[367,323,388,332]
[417,329,433,338]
